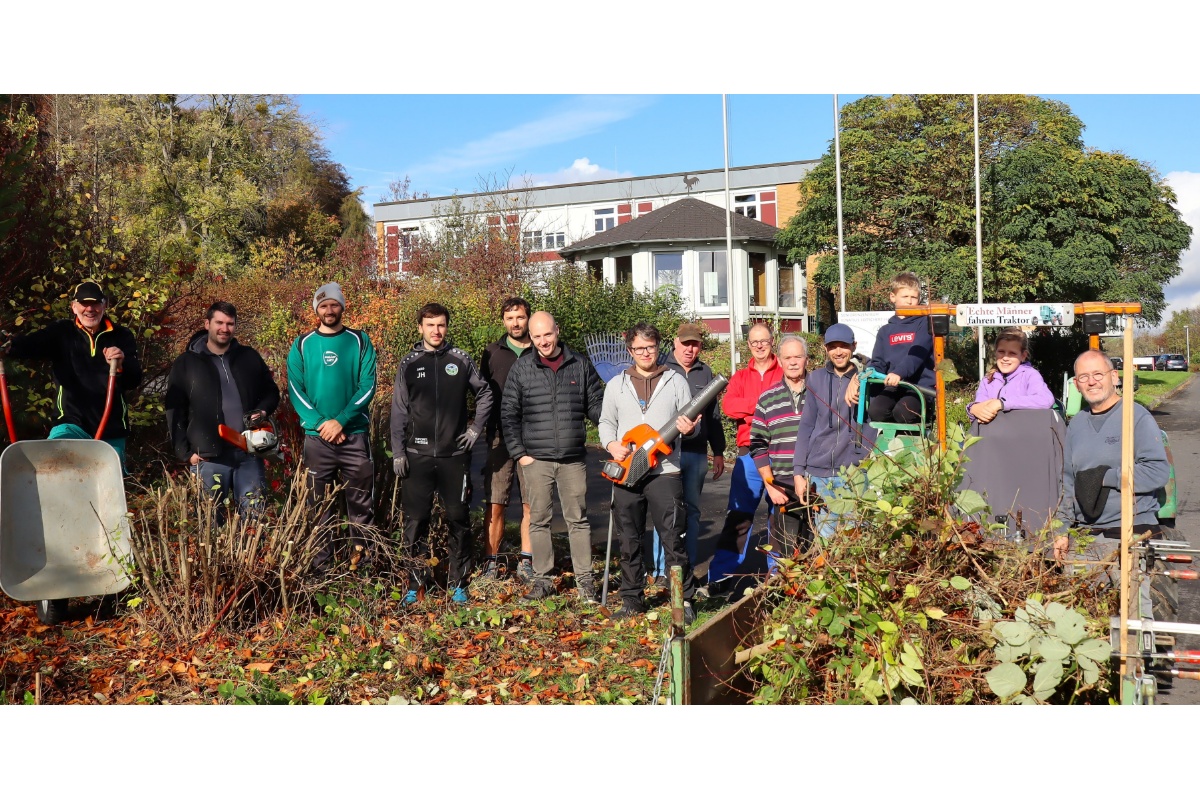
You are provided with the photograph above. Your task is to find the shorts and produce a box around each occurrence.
[483,433,527,506]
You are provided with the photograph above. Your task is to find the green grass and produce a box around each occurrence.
[1133,370,1194,407]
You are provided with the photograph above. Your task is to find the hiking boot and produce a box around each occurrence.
[521,580,556,603]
[449,586,469,604]
[576,577,598,605]
[402,589,419,606]
[516,558,535,585]
[683,601,696,626]
[612,597,647,620]
[480,558,500,581]
[653,575,669,590]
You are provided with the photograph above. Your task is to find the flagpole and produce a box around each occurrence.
[974,94,985,379]
[723,94,737,368]
[834,94,846,315]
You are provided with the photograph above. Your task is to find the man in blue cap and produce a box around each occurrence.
[792,323,876,540]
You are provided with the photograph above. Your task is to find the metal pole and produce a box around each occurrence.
[973,94,985,381]
[1186,325,1191,366]
[723,94,737,368]
[833,94,846,314]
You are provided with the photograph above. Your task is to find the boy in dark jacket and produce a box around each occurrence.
[794,324,877,539]
[165,302,280,517]
[846,272,934,424]
[5,281,143,469]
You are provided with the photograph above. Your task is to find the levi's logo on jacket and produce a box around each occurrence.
[889,332,915,345]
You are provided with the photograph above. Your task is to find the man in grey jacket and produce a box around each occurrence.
[501,311,606,603]
[599,323,698,622]
[1055,350,1169,564]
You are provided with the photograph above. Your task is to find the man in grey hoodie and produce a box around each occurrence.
[599,323,698,622]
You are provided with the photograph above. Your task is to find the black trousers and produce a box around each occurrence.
[868,386,926,424]
[402,452,473,589]
[613,472,695,602]
[304,432,375,566]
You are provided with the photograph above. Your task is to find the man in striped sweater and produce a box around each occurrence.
[708,335,809,589]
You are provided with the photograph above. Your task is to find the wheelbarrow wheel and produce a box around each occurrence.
[36,598,69,625]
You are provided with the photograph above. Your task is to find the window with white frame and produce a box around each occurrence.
[653,251,683,293]
[594,207,616,232]
[734,193,759,220]
[749,252,768,306]
[615,255,633,284]
[384,225,418,272]
[521,230,567,251]
[778,255,802,308]
[697,250,728,307]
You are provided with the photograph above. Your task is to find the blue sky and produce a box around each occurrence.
[298,94,1200,323]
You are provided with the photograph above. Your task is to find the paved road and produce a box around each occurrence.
[1148,375,1200,704]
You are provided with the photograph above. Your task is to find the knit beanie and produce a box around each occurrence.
[313,282,346,312]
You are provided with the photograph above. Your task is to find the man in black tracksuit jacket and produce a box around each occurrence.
[5,281,143,469]
[165,302,280,516]
[391,303,492,603]
[500,311,606,602]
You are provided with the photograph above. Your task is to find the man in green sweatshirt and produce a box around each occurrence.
[287,282,378,572]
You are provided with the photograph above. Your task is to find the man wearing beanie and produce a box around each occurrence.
[287,282,378,572]
[4,281,143,470]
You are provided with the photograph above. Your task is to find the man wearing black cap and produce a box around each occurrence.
[4,281,143,468]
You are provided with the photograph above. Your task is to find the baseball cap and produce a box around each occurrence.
[73,281,106,303]
[824,323,855,345]
[676,322,704,343]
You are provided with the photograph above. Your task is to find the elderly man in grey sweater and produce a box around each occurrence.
[599,323,699,623]
[1056,350,1170,611]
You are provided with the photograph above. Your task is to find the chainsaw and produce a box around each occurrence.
[218,411,283,461]
[602,374,728,488]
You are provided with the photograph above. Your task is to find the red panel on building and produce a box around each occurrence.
[637,201,652,214]
[527,251,563,263]
[761,203,776,226]
[701,317,730,334]
[761,191,776,201]
[385,225,399,267]
[617,203,632,225]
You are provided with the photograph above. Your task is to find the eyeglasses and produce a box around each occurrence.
[630,345,658,355]
[748,339,772,347]
[1074,371,1114,385]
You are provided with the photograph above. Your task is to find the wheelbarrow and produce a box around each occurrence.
[0,357,132,623]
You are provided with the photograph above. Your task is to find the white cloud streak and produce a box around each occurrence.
[520,157,633,187]
[403,96,654,179]
[1162,171,1200,323]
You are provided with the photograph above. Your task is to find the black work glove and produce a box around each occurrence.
[1074,465,1112,523]
[393,455,409,479]
[455,428,480,452]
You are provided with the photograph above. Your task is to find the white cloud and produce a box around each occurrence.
[404,96,654,179]
[521,157,633,187]
[1161,171,1200,324]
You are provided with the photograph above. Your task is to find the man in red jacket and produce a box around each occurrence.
[707,323,783,590]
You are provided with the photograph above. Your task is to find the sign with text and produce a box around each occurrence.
[837,311,894,359]
[955,303,1075,328]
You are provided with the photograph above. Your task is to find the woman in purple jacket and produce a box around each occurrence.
[968,328,1053,423]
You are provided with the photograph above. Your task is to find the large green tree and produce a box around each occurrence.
[779,94,1192,325]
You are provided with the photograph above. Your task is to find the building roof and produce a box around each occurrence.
[373,160,816,224]
[559,198,781,258]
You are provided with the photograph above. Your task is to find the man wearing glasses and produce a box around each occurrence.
[708,322,783,590]
[599,323,699,622]
[1055,350,1169,592]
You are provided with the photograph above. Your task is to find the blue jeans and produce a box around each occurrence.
[648,451,709,576]
[192,455,267,522]
[703,453,767,584]
[810,474,847,540]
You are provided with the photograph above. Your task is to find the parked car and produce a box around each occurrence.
[1156,354,1169,370]
[1133,356,1157,371]
[1164,353,1188,371]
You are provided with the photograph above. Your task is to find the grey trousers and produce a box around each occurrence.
[523,458,592,581]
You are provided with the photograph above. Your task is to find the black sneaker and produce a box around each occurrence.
[521,580,556,603]
[653,575,669,590]
[612,597,647,620]
[576,577,598,605]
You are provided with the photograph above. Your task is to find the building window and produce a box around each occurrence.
[697,250,728,307]
[778,255,801,308]
[594,207,616,232]
[734,193,758,220]
[385,225,417,272]
[653,252,683,293]
[587,259,603,281]
[615,255,633,285]
[522,230,566,251]
[749,252,767,306]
